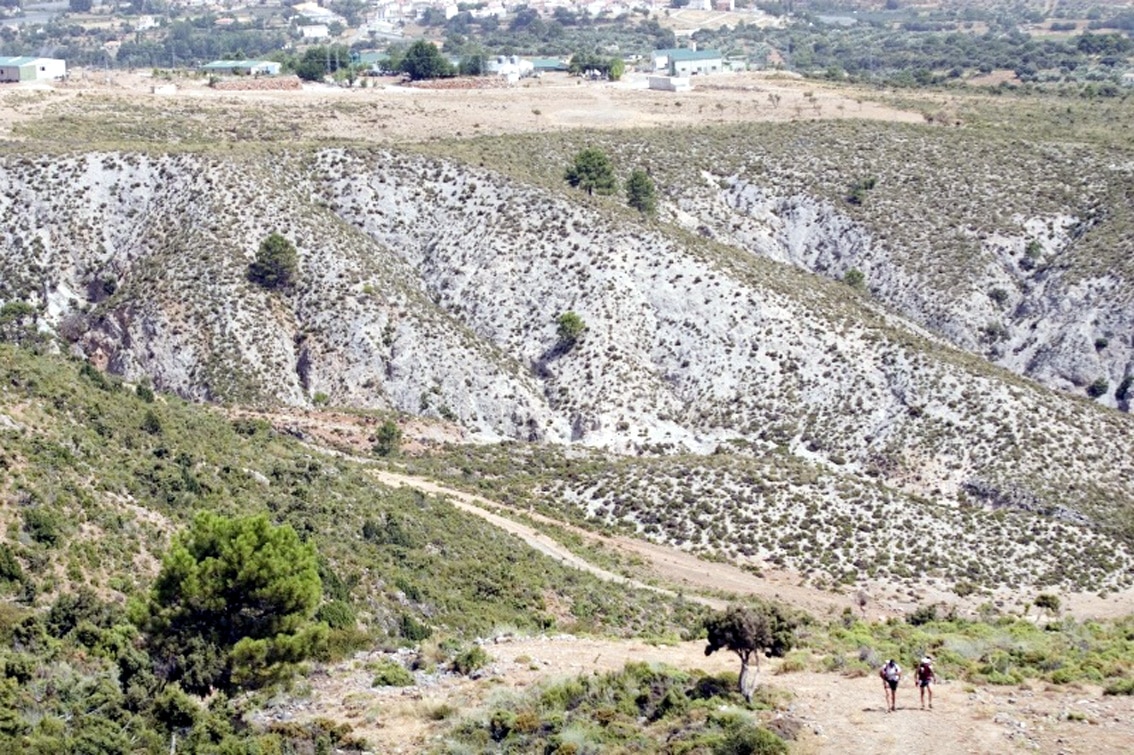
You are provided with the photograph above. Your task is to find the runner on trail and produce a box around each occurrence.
[880,659,901,712]
[916,656,937,709]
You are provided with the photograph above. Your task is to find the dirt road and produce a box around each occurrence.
[280,635,1134,754]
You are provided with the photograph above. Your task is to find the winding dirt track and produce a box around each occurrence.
[370,468,863,617]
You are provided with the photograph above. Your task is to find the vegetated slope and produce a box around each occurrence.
[2,148,1133,594]
[0,345,701,638]
[419,118,1134,410]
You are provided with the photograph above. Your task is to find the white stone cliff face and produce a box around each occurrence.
[1,150,1131,518]
[680,177,1132,410]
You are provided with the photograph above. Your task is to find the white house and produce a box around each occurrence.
[300,24,330,39]
[653,48,723,76]
[0,56,66,82]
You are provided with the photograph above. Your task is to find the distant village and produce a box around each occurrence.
[0,0,767,87]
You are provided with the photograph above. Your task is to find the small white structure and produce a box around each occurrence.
[487,55,533,79]
[293,1,346,24]
[300,24,330,39]
[201,60,282,76]
[0,56,66,82]
[649,75,691,92]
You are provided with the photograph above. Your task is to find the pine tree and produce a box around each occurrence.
[248,232,298,290]
[139,513,325,693]
[625,169,658,215]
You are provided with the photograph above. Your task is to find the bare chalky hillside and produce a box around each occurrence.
[1,147,1132,596]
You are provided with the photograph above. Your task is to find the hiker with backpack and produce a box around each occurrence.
[916,656,937,709]
[879,659,901,712]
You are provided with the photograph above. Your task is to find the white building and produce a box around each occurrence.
[201,60,282,76]
[0,56,66,82]
[487,55,534,79]
[300,24,330,39]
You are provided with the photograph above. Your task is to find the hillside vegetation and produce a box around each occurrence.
[1,104,1133,597]
[0,345,702,640]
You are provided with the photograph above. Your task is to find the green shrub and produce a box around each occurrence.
[451,645,491,675]
[23,508,62,547]
[1104,678,1134,696]
[399,613,432,642]
[0,545,24,586]
[370,659,414,687]
[316,600,356,630]
[556,311,587,347]
[714,720,788,755]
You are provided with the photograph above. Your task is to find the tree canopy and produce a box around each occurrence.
[625,169,658,215]
[138,512,325,694]
[704,603,796,701]
[400,39,456,80]
[556,311,587,348]
[564,147,617,196]
[248,232,298,291]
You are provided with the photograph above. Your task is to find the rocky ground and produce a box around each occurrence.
[255,635,1134,754]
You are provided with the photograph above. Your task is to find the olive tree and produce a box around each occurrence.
[704,603,795,702]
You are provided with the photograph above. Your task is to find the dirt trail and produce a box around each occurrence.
[283,636,1134,754]
[372,468,858,615]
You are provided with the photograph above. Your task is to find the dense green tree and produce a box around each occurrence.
[564,147,617,196]
[248,232,298,291]
[704,603,795,701]
[625,169,657,215]
[400,39,456,80]
[373,419,402,457]
[138,512,325,694]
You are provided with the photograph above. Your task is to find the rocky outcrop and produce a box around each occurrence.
[1,149,1133,548]
[672,177,1133,411]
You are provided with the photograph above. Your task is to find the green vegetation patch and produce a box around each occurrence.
[441,661,788,754]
